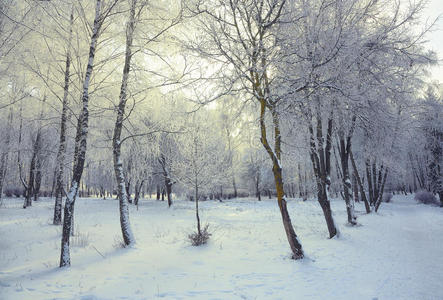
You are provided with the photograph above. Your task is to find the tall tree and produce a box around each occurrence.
[53,6,74,225]
[189,0,304,259]
[112,0,138,247]
[60,0,117,267]
[0,108,13,201]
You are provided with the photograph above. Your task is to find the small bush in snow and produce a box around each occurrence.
[188,224,211,246]
[4,188,24,198]
[415,191,439,206]
[382,193,393,203]
[113,236,127,249]
[4,189,13,197]
[71,231,90,248]
[14,188,24,197]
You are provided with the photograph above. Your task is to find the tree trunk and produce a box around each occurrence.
[375,168,389,212]
[317,187,337,237]
[24,142,37,208]
[350,151,370,213]
[134,180,143,206]
[366,159,374,206]
[308,110,338,238]
[112,0,137,247]
[159,154,173,207]
[195,182,201,235]
[337,121,357,225]
[233,178,237,198]
[166,184,172,206]
[125,178,132,204]
[33,160,42,202]
[60,0,102,268]
[259,100,303,259]
[298,163,303,198]
[0,109,13,201]
[341,154,356,225]
[352,172,359,203]
[17,106,29,206]
[50,167,57,198]
[255,170,261,201]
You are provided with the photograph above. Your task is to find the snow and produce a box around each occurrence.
[1,195,443,299]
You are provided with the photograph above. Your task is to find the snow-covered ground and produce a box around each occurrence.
[1,195,442,300]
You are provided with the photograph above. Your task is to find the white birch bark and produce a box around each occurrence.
[112,0,137,246]
[60,0,102,267]
[53,6,74,225]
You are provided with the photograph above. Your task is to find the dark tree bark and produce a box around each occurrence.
[33,159,42,202]
[24,154,35,207]
[134,179,144,206]
[23,130,42,208]
[308,109,338,238]
[125,178,132,204]
[255,169,261,201]
[366,159,374,206]
[375,168,389,212]
[158,153,174,207]
[350,150,370,213]
[17,106,29,206]
[233,178,237,198]
[260,100,304,259]
[352,172,359,203]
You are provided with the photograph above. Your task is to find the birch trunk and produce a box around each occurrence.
[24,132,41,208]
[60,0,102,267]
[338,136,356,225]
[0,109,13,201]
[17,106,29,205]
[53,12,73,223]
[33,159,42,202]
[112,0,137,246]
[337,115,357,225]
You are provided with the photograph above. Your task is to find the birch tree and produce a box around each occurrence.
[112,0,138,247]
[0,108,13,202]
[60,0,118,267]
[53,6,74,225]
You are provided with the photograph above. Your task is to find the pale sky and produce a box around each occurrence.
[424,0,443,82]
